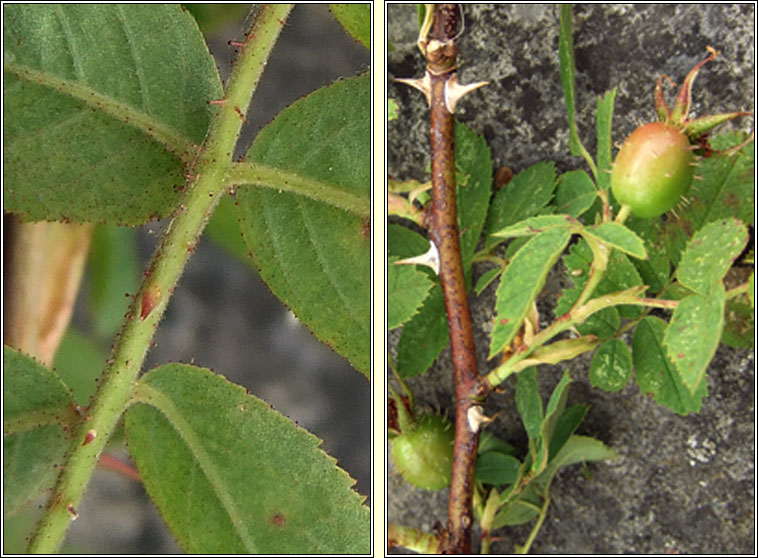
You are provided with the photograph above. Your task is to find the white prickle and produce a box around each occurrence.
[395,72,432,106]
[393,240,441,275]
[444,73,488,113]
[466,405,491,433]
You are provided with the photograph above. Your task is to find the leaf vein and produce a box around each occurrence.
[132,383,258,553]
[4,61,196,161]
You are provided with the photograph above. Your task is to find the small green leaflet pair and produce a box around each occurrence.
[4,346,370,553]
[474,370,616,531]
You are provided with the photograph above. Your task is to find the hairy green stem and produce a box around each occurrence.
[486,286,680,386]
[27,5,293,552]
[572,233,610,309]
[515,493,551,554]
[558,4,598,183]
[471,253,508,268]
[615,203,632,224]
[479,487,501,555]
[228,162,369,216]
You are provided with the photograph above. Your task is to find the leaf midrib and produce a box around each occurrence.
[228,161,369,217]
[130,382,258,553]
[4,61,197,162]
[4,404,79,437]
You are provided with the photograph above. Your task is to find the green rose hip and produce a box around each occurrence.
[611,122,695,218]
[391,413,454,490]
[611,47,750,219]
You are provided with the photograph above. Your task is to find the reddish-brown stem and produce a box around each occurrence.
[422,4,488,553]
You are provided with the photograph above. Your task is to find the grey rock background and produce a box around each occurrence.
[388,4,754,555]
[60,5,370,553]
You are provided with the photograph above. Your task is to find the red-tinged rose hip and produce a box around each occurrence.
[611,122,695,218]
[391,413,454,490]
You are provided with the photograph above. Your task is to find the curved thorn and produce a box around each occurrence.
[444,74,488,113]
[395,72,433,106]
[393,240,440,275]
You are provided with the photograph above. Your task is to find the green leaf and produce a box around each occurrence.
[396,285,449,378]
[388,261,434,330]
[749,272,754,308]
[582,222,648,260]
[558,4,581,157]
[504,236,531,260]
[663,218,690,269]
[474,267,502,296]
[237,74,370,377]
[388,222,430,258]
[676,218,749,295]
[494,498,541,528]
[4,4,222,224]
[596,89,616,190]
[625,216,671,294]
[555,239,621,338]
[583,307,622,338]
[478,430,518,457]
[388,224,446,362]
[475,452,521,486]
[522,434,617,507]
[516,368,543,441]
[183,4,250,35]
[663,282,726,394]
[678,132,754,227]
[537,435,616,489]
[491,214,579,239]
[589,339,632,392]
[3,346,77,516]
[455,121,494,268]
[126,364,369,554]
[388,98,399,121]
[547,404,589,461]
[3,505,42,553]
[536,370,574,472]
[554,170,597,217]
[52,329,107,407]
[542,370,573,440]
[387,166,486,375]
[721,300,754,349]
[494,435,615,530]
[633,317,706,415]
[88,224,140,337]
[659,132,753,268]
[205,195,251,264]
[599,251,645,320]
[490,229,571,357]
[558,237,645,321]
[329,4,370,49]
[485,162,558,249]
